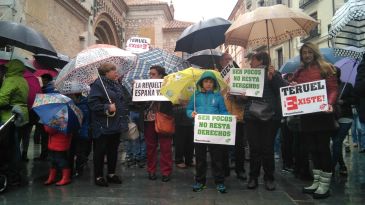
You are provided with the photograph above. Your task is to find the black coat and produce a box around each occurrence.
[244,71,288,121]
[354,56,365,123]
[88,78,128,138]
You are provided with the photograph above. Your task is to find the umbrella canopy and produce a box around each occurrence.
[280,48,344,74]
[55,44,137,94]
[0,50,35,70]
[186,49,222,68]
[122,48,190,93]
[225,4,318,51]
[0,21,56,55]
[329,0,365,60]
[33,53,70,69]
[160,67,227,104]
[334,58,360,86]
[175,17,231,54]
[32,93,83,133]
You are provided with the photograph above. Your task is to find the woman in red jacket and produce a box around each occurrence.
[292,42,338,199]
[43,125,72,186]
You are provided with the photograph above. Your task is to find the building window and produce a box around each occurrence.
[277,0,283,4]
[277,48,283,69]
[301,12,321,42]
[246,0,252,9]
[299,0,318,9]
[258,0,264,7]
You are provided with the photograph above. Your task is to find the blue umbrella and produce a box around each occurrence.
[280,48,344,74]
[334,58,359,86]
[122,48,190,93]
[32,93,83,134]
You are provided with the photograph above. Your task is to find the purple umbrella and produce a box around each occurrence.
[334,57,360,86]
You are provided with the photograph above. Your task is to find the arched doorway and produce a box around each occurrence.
[94,13,120,47]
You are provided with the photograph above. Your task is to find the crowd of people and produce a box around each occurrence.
[0,41,365,200]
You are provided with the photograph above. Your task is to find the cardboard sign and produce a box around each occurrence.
[220,62,235,83]
[132,79,169,101]
[280,80,329,116]
[194,114,236,145]
[126,37,150,54]
[229,68,265,97]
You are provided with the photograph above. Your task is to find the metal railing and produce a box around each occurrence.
[301,20,321,42]
[299,0,317,9]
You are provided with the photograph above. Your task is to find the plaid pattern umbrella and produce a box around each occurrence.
[329,0,365,60]
[122,48,190,93]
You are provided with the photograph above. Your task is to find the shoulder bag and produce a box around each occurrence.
[248,100,274,121]
[155,103,175,135]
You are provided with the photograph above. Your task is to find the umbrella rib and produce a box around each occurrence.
[270,19,278,45]
[246,21,258,47]
[291,18,310,35]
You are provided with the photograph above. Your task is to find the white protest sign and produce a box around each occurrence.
[280,80,328,116]
[132,79,169,102]
[194,114,236,145]
[220,62,234,83]
[126,37,150,54]
[229,68,265,97]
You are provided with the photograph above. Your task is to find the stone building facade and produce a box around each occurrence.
[0,0,192,58]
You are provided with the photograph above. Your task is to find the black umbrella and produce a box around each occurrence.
[34,53,70,69]
[0,21,56,55]
[187,49,222,68]
[175,17,231,54]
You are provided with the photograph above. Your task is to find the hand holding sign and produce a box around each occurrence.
[267,65,275,80]
[192,111,197,118]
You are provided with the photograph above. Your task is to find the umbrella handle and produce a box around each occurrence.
[97,72,116,117]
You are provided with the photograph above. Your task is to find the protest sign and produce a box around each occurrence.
[194,114,236,145]
[126,37,150,54]
[132,79,169,101]
[229,68,265,97]
[220,62,235,83]
[280,80,328,116]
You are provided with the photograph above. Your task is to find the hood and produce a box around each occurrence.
[196,70,220,92]
[5,59,25,77]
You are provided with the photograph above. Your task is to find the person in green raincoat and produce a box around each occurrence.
[0,59,29,164]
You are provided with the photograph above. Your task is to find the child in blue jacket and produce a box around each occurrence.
[186,70,229,193]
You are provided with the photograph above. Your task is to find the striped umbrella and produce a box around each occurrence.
[329,0,365,60]
[122,48,190,93]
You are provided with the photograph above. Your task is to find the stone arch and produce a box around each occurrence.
[93,12,120,47]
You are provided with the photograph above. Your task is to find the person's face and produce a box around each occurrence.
[202,78,214,91]
[105,69,118,81]
[250,57,263,68]
[220,54,233,68]
[301,46,315,64]
[149,68,162,79]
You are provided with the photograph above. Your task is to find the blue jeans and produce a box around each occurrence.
[331,122,352,168]
[351,110,361,144]
[359,122,365,150]
[274,128,281,155]
[125,111,146,161]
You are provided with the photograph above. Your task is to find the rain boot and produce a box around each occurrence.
[56,169,71,186]
[313,171,332,199]
[302,169,320,194]
[44,168,57,185]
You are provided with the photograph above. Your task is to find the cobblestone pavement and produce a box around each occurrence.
[0,142,364,205]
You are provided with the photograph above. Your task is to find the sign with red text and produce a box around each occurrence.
[132,79,169,101]
[280,80,328,116]
[126,37,150,54]
[194,114,236,145]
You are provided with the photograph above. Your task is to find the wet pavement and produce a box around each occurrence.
[1,142,364,205]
